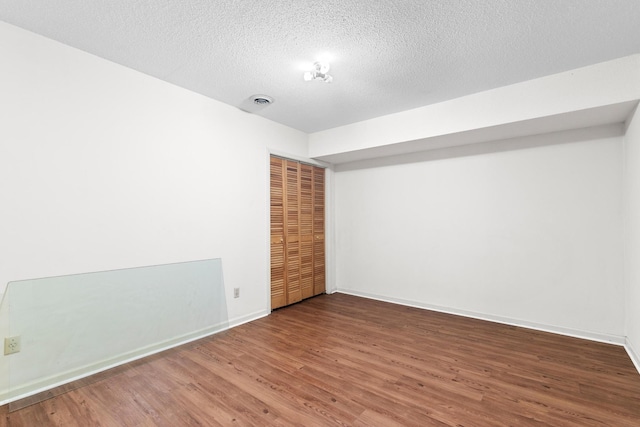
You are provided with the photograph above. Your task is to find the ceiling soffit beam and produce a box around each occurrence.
[309,54,640,165]
[314,101,639,165]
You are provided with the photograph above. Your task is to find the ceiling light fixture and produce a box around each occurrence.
[304,62,333,83]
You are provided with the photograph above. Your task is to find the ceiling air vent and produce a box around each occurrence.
[251,95,273,105]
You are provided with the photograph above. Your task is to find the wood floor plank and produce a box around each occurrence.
[2,293,640,426]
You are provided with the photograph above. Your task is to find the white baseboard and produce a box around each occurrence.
[626,338,640,375]
[228,309,270,328]
[337,289,626,346]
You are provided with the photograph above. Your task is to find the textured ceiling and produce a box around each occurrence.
[1,1,639,133]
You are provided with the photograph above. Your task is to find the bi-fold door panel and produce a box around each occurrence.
[313,166,326,296]
[300,164,314,300]
[285,160,301,305]
[270,157,286,309]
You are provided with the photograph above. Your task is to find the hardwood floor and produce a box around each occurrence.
[2,293,640,426]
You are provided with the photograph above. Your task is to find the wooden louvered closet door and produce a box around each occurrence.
[270,156,325,310]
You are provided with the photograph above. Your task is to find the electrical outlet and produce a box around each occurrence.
[4,336,21,355]
[234,288,240,298]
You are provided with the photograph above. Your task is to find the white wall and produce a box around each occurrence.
[0,21,308,324]
[335,128,625,342]
[625,106,640,369]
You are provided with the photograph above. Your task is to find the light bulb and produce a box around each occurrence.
[303,61,333,83]
[317,62,330,74]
